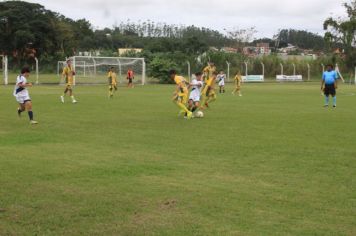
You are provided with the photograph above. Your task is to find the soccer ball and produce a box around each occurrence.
[195,111,204,118]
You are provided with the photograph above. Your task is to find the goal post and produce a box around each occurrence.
[63,56,146,85]
[1,55,8,85]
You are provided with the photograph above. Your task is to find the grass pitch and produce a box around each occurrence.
[0,81,355,235]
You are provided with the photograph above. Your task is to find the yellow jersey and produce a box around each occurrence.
[174,75,188,93]
[108,71,117,85]
[205,77,216,88]
[62,66,74,85]
[203,65,216,80]
[234,74,242,86]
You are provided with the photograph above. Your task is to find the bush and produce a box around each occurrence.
[148,57,178,84]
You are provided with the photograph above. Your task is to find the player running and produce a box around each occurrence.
[188,72,204,114]
[201,71,218,109]
[232,71,242,96]
[127,68,134,88]
[321,64,339,108]
[217,70,226,93]
[169,70,193,119]
[108,67,118,98]
[14,67,38,124]
[203,62,216,82]
[60,59,77,104]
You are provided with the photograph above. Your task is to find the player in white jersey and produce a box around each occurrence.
[13,67,38,124]
[217,71,226,93]
[188,72,204,114]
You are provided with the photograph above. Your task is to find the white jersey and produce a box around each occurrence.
[217,74,226,86]
[189,79,203,102]
[13,75,30,103]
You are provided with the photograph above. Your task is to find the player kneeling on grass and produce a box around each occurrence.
[169,70,193,119]
[188,72,204,115]
[201,71,218,109]
[14,67,38,125]
[217,71,226,93]
[60,59,77,104]
[232,71,242,96]
[108,67,118,98]
[321,64,339,108]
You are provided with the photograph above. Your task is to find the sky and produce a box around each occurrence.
[26,0,347,38]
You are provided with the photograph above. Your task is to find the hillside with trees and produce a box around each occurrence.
[0,0,354,82]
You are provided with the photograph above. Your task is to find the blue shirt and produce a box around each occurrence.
[322,70,338,85]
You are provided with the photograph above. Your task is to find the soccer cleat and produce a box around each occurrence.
[239,94,242,97]
[178,110,186,117]
[60,96,65,103]
[186,111,193,119]
[30,120,38,125]
[72,99,77,104]
[333,105,337,108]
[323,104,329,108]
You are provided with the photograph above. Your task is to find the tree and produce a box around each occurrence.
[226,27,258,49]
[148,57,177,84]
[324,1,356,69]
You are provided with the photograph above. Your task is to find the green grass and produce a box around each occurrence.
[0,80,355,235]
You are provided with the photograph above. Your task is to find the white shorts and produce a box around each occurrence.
[15,94,31,104]
[218,80,225,86]
[189,93,200,102]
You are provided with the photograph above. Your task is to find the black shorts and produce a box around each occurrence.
[324,84,336,96]
[128,78,133,84]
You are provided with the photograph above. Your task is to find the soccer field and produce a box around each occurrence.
[0,82,355,235]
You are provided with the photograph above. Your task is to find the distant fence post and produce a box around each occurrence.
[35,57,39,85]
[307,63,310,81]
[226,61,230,82]
[186,61,191,82]
[280,63,284,76]
[244,61,248,77]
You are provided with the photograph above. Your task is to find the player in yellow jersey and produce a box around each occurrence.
[232,71,242,96]
[60,59,77,103]
[202,62,216,82]
[201,71,218,109]
[108,67,118,98]
[169,70,193,119]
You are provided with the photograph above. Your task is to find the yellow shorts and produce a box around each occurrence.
[175,92,188,104]
[66,83,73,89]
[208,89,216,97]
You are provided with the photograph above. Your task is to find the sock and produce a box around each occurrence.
[333,96,336,106]
[18,108,23,115]
[177,102,190,113]
[325,96,329,105]
[28,111,33,121]
[71,96,75,101]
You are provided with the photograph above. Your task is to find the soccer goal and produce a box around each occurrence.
[276,63,303,82]
[0,55,8,85]
[58,56,146,85]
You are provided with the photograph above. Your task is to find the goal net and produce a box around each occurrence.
[0,55,8,85]
[58,56,146,85]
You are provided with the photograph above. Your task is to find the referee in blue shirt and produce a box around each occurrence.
[321,64,339,108]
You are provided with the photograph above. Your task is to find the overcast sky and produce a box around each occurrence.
[27,0,347,38]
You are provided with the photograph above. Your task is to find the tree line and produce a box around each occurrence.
[0,1,354,81]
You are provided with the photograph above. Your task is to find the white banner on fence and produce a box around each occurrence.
[276,75,303,82]
[242,75,264,82]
